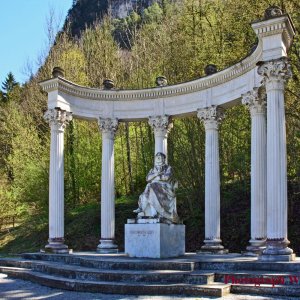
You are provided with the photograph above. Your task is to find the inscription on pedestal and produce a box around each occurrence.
[129,230,154,235]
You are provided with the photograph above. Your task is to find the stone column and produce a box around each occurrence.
[197,106,227,253]
[148,115,173,159]
[257,57,295,261]
[242,88,267,255]
[44,108,72,253]
[97,117,119,253]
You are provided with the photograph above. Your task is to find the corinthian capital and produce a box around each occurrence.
[148,115,173,136]
[242,87,266,116]
[98,117,119,136]
[257,57,292,85]
[197,106,224,130]
[44,108,73,130]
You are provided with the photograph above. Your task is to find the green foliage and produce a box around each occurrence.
[143,2,164,23]
[5,103,49,211]
[65,120,102,207]
[82,17,121,87]
[1,72,19,102]
[1,72,18,93]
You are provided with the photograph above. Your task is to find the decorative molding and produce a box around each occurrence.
[257,57,292,85]
[98,117,119,135]
[242,87,266,115]
[252,15,295,50]
[39,43,263,102]
[148,115,173,135]
[44,108,72,130]
[197,106,225,127]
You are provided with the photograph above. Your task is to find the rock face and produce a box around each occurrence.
[109,0,156,18]
[66,0,157,37]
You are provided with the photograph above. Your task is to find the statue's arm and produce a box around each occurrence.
[160,166,173,181]
[146,169,156,182]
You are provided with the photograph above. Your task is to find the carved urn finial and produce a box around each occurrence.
[103,79,114,90]
[155,76,168,87]
[52,67,64,78]
[204,64,218,76]
[264,5,283,19]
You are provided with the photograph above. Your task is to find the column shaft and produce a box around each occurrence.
[44,108,72,253]
[242,89,267,255]
[251,113,267,239]
[267,86,287,239]
[258,57,294,261]
[97,118,118,253]
[155,134,167,155]
[204,124,221,242]
[49,125,65,240]
[197,106,226,253]
[101,133,115,240]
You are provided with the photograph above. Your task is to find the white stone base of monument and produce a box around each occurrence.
[125,221,185,258]
[97,239,118,254]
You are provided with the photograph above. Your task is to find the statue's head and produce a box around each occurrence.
[155,152,166,166]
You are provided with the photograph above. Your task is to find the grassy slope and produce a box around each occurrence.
[1,183,299,255]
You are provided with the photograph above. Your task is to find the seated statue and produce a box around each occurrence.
[133,152,180,224]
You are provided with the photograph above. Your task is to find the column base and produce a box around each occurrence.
[44,238,70,254]
[198,239,229,254]
[259,238,295,261]
[97,239,118,254]
[243,238,266,256]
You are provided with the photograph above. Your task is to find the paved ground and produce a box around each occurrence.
[0,274,297,300]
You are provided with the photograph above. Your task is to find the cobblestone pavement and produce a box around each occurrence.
[0,274,295,300]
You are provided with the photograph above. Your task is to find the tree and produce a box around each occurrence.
[1,72,19,102]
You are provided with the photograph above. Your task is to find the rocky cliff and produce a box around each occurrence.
[66,0,156,37]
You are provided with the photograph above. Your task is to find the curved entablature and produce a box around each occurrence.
[40,13,294,121]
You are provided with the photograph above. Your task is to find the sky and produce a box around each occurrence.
[0,0,73,85]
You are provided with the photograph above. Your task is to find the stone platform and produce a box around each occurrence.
[1,252,300,298]
[125,219,185,258]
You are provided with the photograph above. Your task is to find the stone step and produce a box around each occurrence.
[0,266,230,297]
[35,265,214,285]
[198,260,300,272]
[22,253,199,271]
[230,284,300,298]
[0,258,33,269]
[0,258,214,284]
[24,253,300,273]
[215,270,300,286]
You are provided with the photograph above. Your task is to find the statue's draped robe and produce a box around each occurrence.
[138,165,179,223]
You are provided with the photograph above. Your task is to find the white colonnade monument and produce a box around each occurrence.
[41,7,296,261]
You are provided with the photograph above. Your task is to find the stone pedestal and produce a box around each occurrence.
[125,220,185,258]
